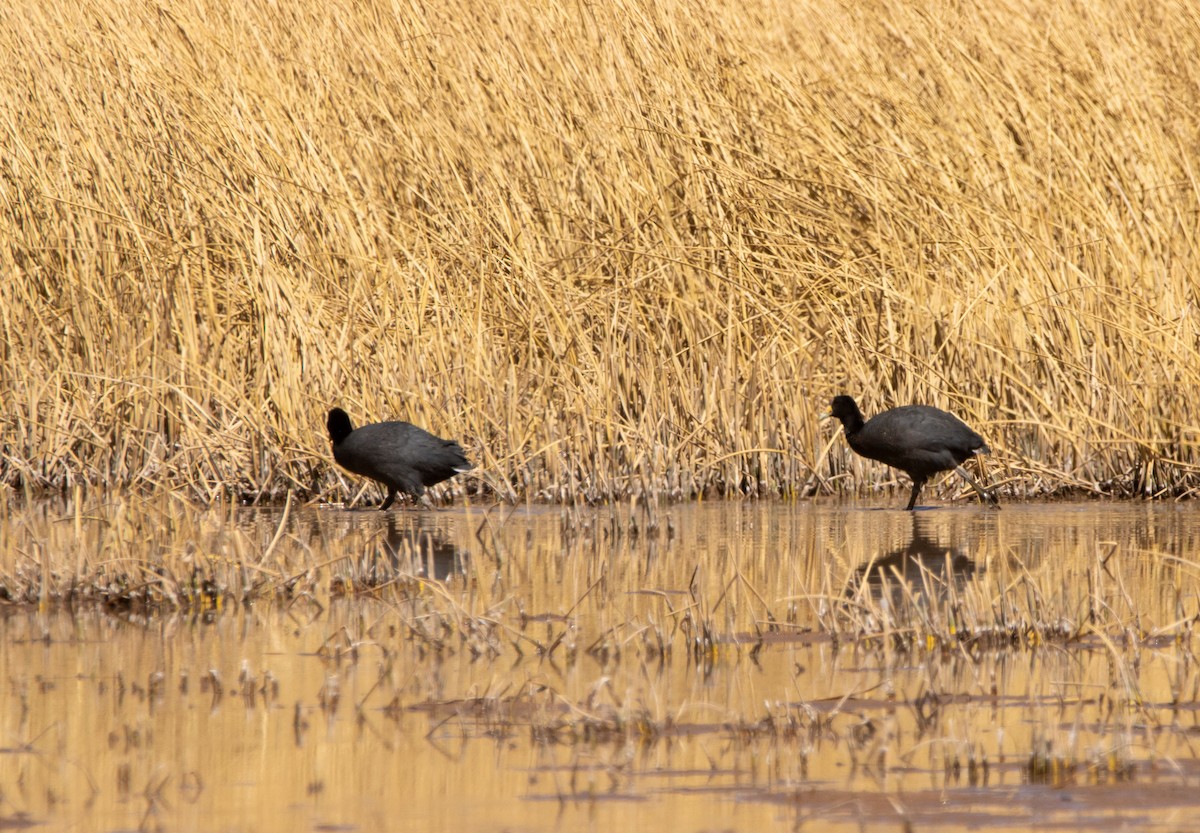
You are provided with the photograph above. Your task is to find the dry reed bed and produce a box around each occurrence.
[1,0,1198,503]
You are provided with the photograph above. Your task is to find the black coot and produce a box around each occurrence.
[827,395,998,510]
[327,407,474,509]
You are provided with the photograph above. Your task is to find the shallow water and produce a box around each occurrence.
[3,496,1200,831]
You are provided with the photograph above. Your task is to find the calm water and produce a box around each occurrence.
[3,496,1200,831]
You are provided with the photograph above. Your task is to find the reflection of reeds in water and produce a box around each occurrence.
[821,508,1166,653]
[2,494,1200,827]
[4,493,1200,649]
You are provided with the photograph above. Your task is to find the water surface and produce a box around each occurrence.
[3,496,1200,831]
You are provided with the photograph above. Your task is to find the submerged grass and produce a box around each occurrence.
[1,0,1199,503]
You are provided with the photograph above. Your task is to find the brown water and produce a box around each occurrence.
[3,496,1200,831]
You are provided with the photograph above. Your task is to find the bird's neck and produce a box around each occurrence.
[841,412,865,436]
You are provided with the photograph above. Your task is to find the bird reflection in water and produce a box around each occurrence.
[851,514,977,603]
[379,514,466,581]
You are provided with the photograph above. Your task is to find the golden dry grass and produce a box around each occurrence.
[2,0,1198,503]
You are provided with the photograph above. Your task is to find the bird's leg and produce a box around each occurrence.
[905,479,924,511]
[953,465,999,507]
[380,489,397,511]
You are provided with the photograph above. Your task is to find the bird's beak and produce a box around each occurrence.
[819,411,833,422]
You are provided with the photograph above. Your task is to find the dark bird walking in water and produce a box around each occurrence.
[825,395,998,510]
[326,407,473,509]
